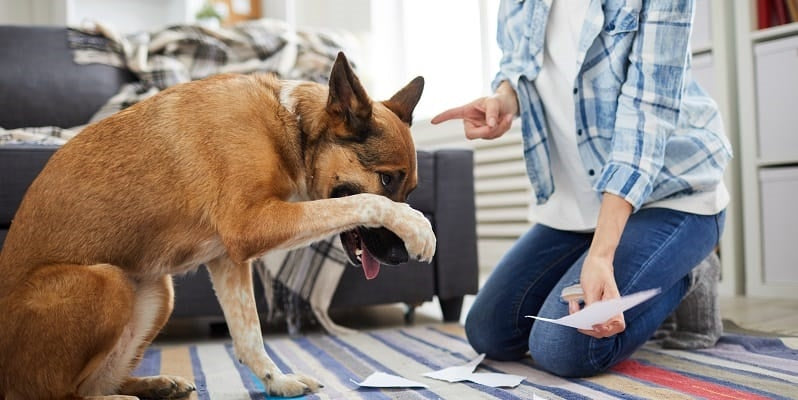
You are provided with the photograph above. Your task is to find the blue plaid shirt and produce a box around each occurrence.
[494,0,732,211]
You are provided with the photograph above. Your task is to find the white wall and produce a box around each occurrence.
[0,0,203,32]
[0,0,66,25]
[0,0,34,24]
[66,0,200,32]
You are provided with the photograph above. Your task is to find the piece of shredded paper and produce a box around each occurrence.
[353,354,525,390]
[423,354,525,388]
[352,372,428,388]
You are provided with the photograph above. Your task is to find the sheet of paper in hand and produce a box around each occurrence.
[525,288,661,330]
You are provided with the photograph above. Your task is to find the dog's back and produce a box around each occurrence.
[0,74,301,285]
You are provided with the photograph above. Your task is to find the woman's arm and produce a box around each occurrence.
[575,0,696,338]
[575,193,632,338]
[430,80,518,140]
[594,0,695,211]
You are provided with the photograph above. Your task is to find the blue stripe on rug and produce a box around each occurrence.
[397,329,598,400]
[697,352,798,377]
[720,335,798,361]
[570,377,649,400]
[325,335,438,400]
[425,326,470,343]
[640,347,798,385]
[368,331,526,400]
[695,343,798,375]
[190,345,211,400]
[264,342,293,374]
[631,357,792,400]
[263,342,318,400]
[293,336,393,400]
[223,343,267,400]
[132,348,161,377]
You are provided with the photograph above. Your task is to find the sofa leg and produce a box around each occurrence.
[209,321,229,337]
[404,303,416,325]
[439,296,464,322]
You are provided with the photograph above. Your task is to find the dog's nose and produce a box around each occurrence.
[380,245,409,265]
[360,227,409,265]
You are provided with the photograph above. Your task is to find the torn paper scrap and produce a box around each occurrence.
[423,354,525,388]
[526,287,662,330]
[353,372,428,388]
[423,354,485,382]
[462,372,525,388]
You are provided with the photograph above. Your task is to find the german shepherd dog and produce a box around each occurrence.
[0,52,435,399]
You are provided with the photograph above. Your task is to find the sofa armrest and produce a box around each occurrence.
[0,145,60,230]
[433,149,478,300]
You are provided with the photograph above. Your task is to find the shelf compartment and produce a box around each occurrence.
[754,33,798,162]
[759,167,798,284]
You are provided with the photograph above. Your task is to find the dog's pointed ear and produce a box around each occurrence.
[383,76,424,126]
[327,52,372,131]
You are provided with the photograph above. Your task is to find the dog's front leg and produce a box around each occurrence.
[219,194,436,262]
[206,256,322,396]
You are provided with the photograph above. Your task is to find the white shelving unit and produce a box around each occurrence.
[734,0,798,298]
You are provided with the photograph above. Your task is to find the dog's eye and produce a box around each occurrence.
[380,173,393,188]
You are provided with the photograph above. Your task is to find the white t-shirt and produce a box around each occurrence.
[529,0,728,231]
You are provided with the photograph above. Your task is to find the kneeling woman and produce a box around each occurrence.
[432,0,730,377]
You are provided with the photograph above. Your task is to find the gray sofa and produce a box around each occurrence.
[0,25,478,323]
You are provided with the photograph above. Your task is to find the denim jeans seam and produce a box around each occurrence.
[618,213,693,297]
[586,213,693,372]
[512,241,589,336]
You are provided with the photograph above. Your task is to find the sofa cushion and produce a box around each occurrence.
[0,26,134,129]
[0,145,58,228]
[407,150,434,213]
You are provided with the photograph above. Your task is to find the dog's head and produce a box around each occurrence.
[308,52,424,280]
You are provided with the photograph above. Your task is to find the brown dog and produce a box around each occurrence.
[0,52,435,399]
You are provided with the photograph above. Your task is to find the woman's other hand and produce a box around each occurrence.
[431,80,519,140]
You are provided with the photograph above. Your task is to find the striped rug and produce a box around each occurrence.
[136,324,798,399]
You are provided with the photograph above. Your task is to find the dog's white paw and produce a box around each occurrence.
[400,204,437,262]
[391,203,436,263]
[361,194,437,262]
[263,372,323,397]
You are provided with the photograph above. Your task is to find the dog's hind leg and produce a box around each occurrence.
[206,256,322,397]
[113,276,196,400]
[117,375,195,400]
[0,264,135,400]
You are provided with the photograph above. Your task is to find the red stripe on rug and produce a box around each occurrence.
[611,360,771,400]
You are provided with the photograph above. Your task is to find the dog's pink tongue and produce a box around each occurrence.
[362,246,380,280]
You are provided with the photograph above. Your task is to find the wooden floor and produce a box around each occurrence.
[718,296,798,336]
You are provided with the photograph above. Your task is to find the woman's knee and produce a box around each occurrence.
[464,306,528,361]
[528,323,612,378]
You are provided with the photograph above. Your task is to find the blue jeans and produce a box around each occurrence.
[465,208,726,377]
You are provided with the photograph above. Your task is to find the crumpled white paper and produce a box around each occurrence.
[526,288,662,330]
[352,354,526,390]
[352,372,428,388]
[423,354,525,388]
